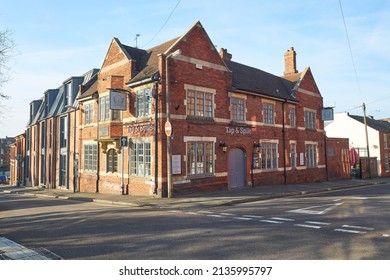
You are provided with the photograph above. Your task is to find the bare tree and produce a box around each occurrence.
[0,29,15,100]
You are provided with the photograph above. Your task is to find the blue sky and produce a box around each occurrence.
[1,0,389,137]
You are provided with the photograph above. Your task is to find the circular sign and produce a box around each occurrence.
[165,121,172,137]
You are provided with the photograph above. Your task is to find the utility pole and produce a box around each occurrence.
[362,102,371,179]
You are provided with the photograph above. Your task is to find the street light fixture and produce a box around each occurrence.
[165,49,181,198]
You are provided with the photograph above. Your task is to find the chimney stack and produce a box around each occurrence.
[284,47,298,76]
[219,48,232,61]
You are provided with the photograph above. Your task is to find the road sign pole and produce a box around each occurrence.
[121,148,125,195]
[120,136,128,195]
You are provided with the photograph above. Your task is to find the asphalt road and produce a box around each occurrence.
[0,184,388,260]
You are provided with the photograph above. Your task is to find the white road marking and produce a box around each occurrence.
[271,217,295,222]
[207,214,225,218]
[260,219,284,224]
[289,202,343,215]
[198,211,214,214]
[185,212,200,215]
[243,215,263,219]
[219,213,236,216]
[168,210,181,213]
[334,229,366,234]
[383,234,389,237]
[294,224,321,229]
[342,225,374,231]
[233,217,253,221]
[305,221,331,226]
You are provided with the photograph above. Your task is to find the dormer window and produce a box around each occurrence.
[65,82,72,107]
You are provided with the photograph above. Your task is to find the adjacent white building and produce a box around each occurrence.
[325,112,390,176]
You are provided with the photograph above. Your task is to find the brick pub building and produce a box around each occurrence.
[75,21,327,197]
[14,21,343,197]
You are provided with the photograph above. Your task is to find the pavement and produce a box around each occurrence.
[1,177,389,210]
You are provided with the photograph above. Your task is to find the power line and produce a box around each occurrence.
[141,0,182,49]
[338,0,364,102]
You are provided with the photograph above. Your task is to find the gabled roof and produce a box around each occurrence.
[349,114,390,133]
[127,37,180,84]
[224,60,297,102]
[77,71,98,100]
[30,97,45,125]
[127,21,228,85]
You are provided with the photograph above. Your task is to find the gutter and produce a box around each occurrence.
[127,77,154,88]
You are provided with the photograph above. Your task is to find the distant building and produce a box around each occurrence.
[9,133,25,186]
[24,69,99,189]
[0,136,15,178]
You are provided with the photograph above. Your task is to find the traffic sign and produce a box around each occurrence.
[120,136,128,147]
[165,121,172,137]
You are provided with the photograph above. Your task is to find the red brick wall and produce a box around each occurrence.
[378,131,390,177]
[326,137,350,180]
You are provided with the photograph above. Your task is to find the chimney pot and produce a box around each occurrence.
[220,48,232,61]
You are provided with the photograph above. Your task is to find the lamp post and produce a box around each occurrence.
[165,49,181,198]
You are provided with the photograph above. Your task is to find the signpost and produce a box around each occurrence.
[120,136,128,195]
[120,136,128,147]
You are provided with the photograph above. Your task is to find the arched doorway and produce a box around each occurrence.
[228,148,246,188]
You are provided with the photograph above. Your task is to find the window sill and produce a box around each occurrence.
[186,174,215,180]
[186,116,215,124]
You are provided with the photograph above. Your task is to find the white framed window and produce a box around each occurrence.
[305,110,316,130]
[136,88,152,117]
[84,103,94,125]
[130,141,151,177]
[261,142,278,170]
[231,97,245,121]
[290,142,296,168]
[306,143,317,167]
[384,134,388,149]
[99,96,110,121]
[84,144,98,171]
[187,90,214,118]
[289,107,296,128]
[263,103,274,124]
[99,95,122,121]
[107,148,118,173]
[187,142,214,176]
